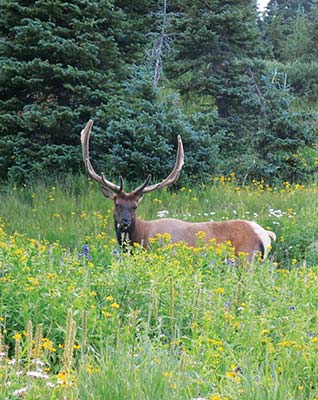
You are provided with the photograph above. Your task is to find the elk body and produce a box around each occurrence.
[81,120,276,262]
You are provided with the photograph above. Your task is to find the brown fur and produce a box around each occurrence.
[132,218,263,261]
[110,192,274,262]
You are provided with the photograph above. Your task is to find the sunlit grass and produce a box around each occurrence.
[1,174,318,267]
[1,172,318,273]
[1,175,318,398]
[1,226,318,399]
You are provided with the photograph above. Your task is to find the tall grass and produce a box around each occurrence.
[1,174,318,265]
[1,231,318,399]
[1,175,318,399]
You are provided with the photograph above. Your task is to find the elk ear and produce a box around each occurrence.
[101,186,115,199]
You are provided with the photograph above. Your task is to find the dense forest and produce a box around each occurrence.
[1,0,318,185]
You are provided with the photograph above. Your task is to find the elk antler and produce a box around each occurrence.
[132,135,184,195]
[81,120,184,195]
[81,119,122,193]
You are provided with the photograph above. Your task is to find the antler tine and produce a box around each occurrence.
[133,135,184,195]
[81,120,121,193]
[131,174,152,196]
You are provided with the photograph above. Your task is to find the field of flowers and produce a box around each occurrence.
[1,176,318,399]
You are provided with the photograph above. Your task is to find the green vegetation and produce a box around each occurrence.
[1,0,318,184]
[1,179,318,399]
[1,1,318,397]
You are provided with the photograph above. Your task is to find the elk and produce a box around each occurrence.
[81,120,276,262]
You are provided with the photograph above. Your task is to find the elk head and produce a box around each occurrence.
[81,120,184,246]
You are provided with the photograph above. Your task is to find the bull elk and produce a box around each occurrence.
[81,120,276,262]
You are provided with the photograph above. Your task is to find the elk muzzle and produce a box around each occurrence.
[118,218,131,231]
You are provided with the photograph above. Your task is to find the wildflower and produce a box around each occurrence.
[13,333,22,341]
[224,311,234,320]
[196,231,207,240]
[207,339,223,346]
[234,365,243,374]
[26,370,49,379]
[57,370,67,387]
[102,310,112,318]
[278,340,296,348]
[33,359,45,367]
[269,208,285,218]
[13,387,28,398]
[157,210,169,218]
[86,363,100,374]
[41,338,56,352]
[79,244,90,260]
[170,383,177,389]
[110,302,120,309]
[213,287,225,295]
[112,249,120,257]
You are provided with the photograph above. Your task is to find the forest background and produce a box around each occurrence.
[1,0,318,186]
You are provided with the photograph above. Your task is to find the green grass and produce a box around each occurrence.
[1,175,318,265]
[1,176,318,399]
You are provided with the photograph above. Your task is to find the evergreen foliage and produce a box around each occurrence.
[0,0,318,185]
[0,0,141,182]
[166,0,261,118]
[251,72,317,182]
[96,66,219,184]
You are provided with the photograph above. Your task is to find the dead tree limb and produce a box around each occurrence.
[153,0,167,86]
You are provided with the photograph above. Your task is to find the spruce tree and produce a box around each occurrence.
[0,0,132,181]
[166,0,261,118]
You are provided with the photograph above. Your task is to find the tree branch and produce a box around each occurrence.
[153,0,167,86]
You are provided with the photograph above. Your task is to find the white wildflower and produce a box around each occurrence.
[26,370,49,379]
[157,210,169,218]
[269,208,285,218]
[13,387,28,398]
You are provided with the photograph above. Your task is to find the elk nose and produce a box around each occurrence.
[120,218,130,228]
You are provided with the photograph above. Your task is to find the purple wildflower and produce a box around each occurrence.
[79,244,90,260]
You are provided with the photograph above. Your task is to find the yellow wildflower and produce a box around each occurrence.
[13,333,22,341]
[213,287,225,295]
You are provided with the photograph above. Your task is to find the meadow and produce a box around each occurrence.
[0,175,318,399]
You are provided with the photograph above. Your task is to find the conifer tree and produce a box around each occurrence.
[166,0,261,118]
[0,0,132,181]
